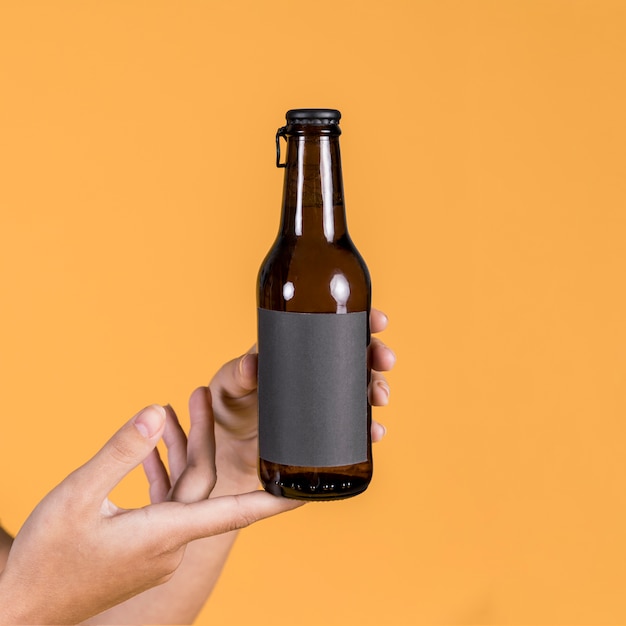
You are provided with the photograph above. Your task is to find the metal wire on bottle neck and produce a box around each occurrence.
[276,127,287,168]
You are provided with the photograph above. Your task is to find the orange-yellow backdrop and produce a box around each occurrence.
[1,1,625,624]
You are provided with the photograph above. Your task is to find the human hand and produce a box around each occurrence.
[100,319,394,626]
[0,527,12,575]
[0,404,301,625]
[208,308,396,492]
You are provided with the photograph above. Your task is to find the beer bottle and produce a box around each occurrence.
[257,108,372,500]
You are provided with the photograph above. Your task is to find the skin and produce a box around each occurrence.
[0,309,394,625]
[0,530,11,575]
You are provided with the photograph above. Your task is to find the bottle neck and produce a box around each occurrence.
[279,132,347,242]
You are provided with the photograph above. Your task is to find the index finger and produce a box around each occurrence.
[159,491,305,544]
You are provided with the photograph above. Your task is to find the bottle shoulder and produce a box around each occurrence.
[257,236,371,313]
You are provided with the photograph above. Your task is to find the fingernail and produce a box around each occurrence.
[376,380,390,403]
[134,405,166,438]
[239,353,257,380]
[374,421,387,438]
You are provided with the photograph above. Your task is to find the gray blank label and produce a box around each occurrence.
[258,309,368,468]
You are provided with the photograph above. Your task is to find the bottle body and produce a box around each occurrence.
[257,109,372,500]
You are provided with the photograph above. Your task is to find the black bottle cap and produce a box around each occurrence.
[285,109,341,125]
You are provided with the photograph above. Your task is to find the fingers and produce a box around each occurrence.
[369,308,391,444]
[369,337,396,372]
[162,405,188,485]
[369,370,390,406]
[371,420,387,443]
[370,308,389,334]
[209,349,259,439]
[171,491,305,543]
[186,388,216,474]
[143,447,171,504]
[368,335,394,424]
[369,309,395,372]
[209,348,258,403]
[71,405,166,502]
[170,387,217,504]
[369,371,390,442]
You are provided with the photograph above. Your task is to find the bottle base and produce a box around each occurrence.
[260,461,372,500]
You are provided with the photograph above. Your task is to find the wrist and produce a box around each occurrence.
[0,572,46,625]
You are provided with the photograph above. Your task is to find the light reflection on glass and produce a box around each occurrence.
[330,273,350,313]
[283,281,295,301]
[295,137,304,236]
[320,137,335,242]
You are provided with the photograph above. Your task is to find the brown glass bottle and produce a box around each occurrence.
[257,109,372,500]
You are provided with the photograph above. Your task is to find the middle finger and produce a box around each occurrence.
[163,404,188,484]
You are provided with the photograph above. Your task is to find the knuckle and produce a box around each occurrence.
[195,465,218,497]
[229,495,258,531]
[173,468,217,503]
[58,471,92,509]
[108,435,139,465]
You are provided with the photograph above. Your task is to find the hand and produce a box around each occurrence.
[207,308,396,492]
[0,527,11,574]
[0,404,301,625]
[89,316,395,625]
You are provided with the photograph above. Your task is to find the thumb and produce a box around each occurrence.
[209,346,258,402]
[72,405,167,503]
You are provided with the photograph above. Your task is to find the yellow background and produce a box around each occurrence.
[1,1,625,624]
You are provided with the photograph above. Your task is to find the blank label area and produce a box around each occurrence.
[258,309,368,467]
